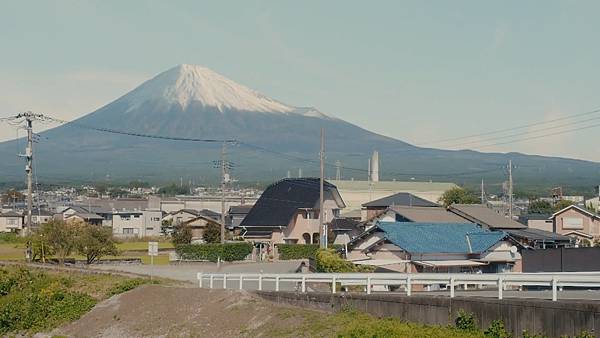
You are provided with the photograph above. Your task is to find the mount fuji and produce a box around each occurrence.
[0,64,598,190]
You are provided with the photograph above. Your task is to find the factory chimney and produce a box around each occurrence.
[371,151,379,182]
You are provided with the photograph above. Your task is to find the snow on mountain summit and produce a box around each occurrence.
[123,64,296,113]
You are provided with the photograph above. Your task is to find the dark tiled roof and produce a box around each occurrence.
[330,218,363,239]
[362,193,438,208]
[505,228,571,242]
[449,204,526,229]
[228,205,253,215]
[378,222,507,254]
[178,209,221,220]
[240,178,344,228]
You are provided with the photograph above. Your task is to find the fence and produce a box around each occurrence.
[196,272,600,302]
[523,247,600,272]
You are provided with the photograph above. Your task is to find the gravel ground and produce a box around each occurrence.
[51,284,316,338]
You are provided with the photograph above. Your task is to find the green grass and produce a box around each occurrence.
[0,265,158,334]
[263,308,487,338]
[116,241,174,251]
[0,242,172,265]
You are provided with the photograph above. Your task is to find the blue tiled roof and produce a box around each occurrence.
[377,222,507,254]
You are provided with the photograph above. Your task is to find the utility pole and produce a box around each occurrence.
[25,116,33,237]
[319,128,326,249]
[220,142,227,244]
[508,159,513,219]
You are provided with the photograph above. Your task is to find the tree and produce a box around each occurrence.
[554,199,575,212]
[171,223,192,245]
[528,200,553,214]
[438,187,479,207]
[1,189,25,204]
[76,223,119,264]
[39,220,80,265]
[202,222,221,244]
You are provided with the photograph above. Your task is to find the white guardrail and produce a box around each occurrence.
[196,272,600,302]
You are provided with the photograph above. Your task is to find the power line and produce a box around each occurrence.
[419,107,600,146]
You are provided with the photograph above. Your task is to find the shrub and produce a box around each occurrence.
[175,242,253,262]
[314,249,373,273]
[0,233,23,244]
[277,244,320,260]
[171,224,192,245]
[202,222,221,244]
[455,309,478,331]
[0,267,96,334]
[484,320,511,338]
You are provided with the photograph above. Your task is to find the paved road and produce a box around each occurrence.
[92,261,304,290]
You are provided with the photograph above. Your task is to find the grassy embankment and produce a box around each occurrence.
[0,265,158,335]
[0,233,173,265]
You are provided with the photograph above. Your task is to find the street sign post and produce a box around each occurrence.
[148,241,159,280]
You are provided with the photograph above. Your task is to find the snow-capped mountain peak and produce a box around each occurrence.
[123,64,296,113]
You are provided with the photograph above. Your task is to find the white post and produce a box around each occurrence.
[239,275,243,290]
[450,278,455,298]
[367,276,372,295]
[498,277,503,300]
[552,277,558,302]
[301,276,306,293]
[223,274,227,289]
[406,276,412,296]
[210,275,214,289]
[258,274,263,291]
[198,272,203,288]
[276,276,280,292]
[332,276,336,294]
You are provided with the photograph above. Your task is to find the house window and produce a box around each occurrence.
[123,228,135,234]
[7,219,16,225]
[133,215,140,218]
[151,217,160,221]
[121,216,131,221]
[146,227,154,231]
[284,239,298,244]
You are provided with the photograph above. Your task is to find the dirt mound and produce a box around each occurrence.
[52,285,314,338]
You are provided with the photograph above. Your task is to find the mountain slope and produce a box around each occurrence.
[0,64,598,190]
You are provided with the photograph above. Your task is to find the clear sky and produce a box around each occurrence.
[1,1,600,161]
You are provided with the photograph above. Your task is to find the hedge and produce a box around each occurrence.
[175,242,253,262]
[276,244,320,260]
[314,249,374,273]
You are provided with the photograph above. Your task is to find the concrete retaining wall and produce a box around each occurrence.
[256,291,600,337]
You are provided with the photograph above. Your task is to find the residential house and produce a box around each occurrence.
[60,205,104,225]
[226,205,252,229]
[361,192,439,221]
[448,204,569,248]
[330,218,363,245]
[0,211,23,233]
[377,206,469,224]
[163,209,221,226]
[518,213,554,232]
[239,178,346,245]
[30,209,54,226]
[550,204,600,245]
[182,215,222,242]
[111,209,163,238]
[347,222,521,274]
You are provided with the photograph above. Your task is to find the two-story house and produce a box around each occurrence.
[0,211,23,233]
[239,178,346,245]
[551,204,600,245]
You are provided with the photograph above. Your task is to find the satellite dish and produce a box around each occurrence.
[509,246,518,254]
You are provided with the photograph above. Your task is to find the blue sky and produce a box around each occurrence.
[1,1,600,161]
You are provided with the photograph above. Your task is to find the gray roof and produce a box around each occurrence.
[449,204,526,229]
[362,193,439,208]
[505,228,571,242]
[0,211,22,217]
[388,206,471,223]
